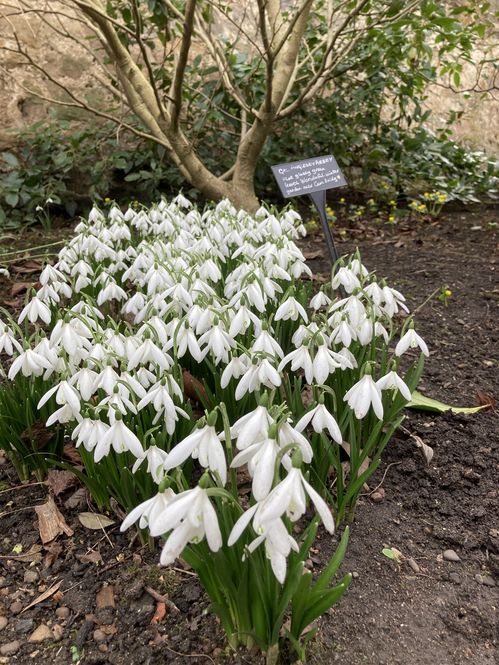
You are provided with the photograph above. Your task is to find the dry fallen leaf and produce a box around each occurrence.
[46,470,78,497]
[43,541,63,569]
[2,543,43,564]
[20,580,62,614]
[96,585,115,609]
[476,390,495,410]
[63,445,83,465]
[151,601,166,625]
[11,281,37,297]
[182,369,208,403]
[64,487,87,510]
[78,549,103,565]
[35,496,74,544]
[304,249,324,260]
[412,434,434,466]
[20,421,55,450]
[340,441,371,477]
[78,512,115,530]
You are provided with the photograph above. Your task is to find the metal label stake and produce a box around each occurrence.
[271,154,346,269]
[308,188,339,266]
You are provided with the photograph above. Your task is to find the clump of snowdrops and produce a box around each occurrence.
[0,195,428,661]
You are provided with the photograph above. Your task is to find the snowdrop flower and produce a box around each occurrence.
[310,291,331,310]
[349,258,368,277]
[312,343,352,384]
[98,386,138,421]
[277,421,313,464]
[229,467,334,572]
[198,321,235,365]
[95,364,120,395]
[69,366,98,401]
[295,401,342,443]
[220,354,249,389]
[257,466,334,531]
[120,488,177,532]
[72,417,110,452]
[38,380,81,416]
[50,320,92,356]
[344,371,383,419]
[169,322,203,362]
[94,415,144,462]
[331,267,360,294]
[275,296,308,323]
[18,297,51,325]
[376,370,412,401]
[132,445,169,483]
[245,517,299,583]
[97,280,127,305]
[292,322,319,347]
[228,405,273,450]
[251,328,283,359]
[395,327,429,357]
[381,286,409,317]
[36,284,60,305]
[0,326,22,355]
[148,486,222,565]
[278,346,314,384]
[137,378,188,434]
[8,349,51,379]
[39,264,65,285]
[228,305,261,337]
[235,357,281,400]
[329,294,365,328]
[231,434,279,500]
[164,421,227,485]
[364,281,384,306]
[127,337,172,371]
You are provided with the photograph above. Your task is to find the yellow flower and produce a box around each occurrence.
[389,200,396,206]
[388,215,395,223]
[104,197,111,204]
[444,289,452,297]
[339,198,346,204]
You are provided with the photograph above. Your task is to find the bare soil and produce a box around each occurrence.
[0,209,497,665]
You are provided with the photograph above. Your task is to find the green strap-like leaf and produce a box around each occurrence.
[407,390,487,414]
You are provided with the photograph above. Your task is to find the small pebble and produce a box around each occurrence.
[352,572,359,579]
[449,572,462,585]
[0,641,20,656]
[475,574,496,587]
[55,607,70,620]
[93,629,107,642]
[443,549,460,562]
[28,624,53,642]
[15,618,34,634]
[23,570,39,585]
[52,624,64,641]
[0,617,8,631]
[9,601,23,615]
[481,575,496,587]
[371,490,385,503]
[408,558,420,574]
[98,644,108,653]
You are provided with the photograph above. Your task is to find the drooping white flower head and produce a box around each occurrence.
[344,371,383,420]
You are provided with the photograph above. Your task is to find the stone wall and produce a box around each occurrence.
[0,4,497,156]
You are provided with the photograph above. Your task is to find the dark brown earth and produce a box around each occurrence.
[0,208,497,665]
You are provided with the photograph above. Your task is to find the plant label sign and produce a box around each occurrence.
[271,154,347,266]
[271,155,346,198]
